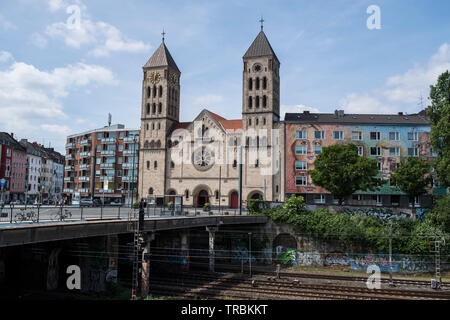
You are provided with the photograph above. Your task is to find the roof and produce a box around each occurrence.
[144,41,180,73]
[0,132,26,152]
[68,124,139,138]
[244,31,278,62]
[284,110,430,126]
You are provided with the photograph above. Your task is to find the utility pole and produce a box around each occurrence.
[131,199,145,300]
[431,236,446,289]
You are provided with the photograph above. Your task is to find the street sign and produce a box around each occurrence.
[0,179,6,187]
[104,179,109,191]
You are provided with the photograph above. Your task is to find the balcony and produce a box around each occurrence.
[123,149,138,155]
[80,152,91,158]
[100,176,114,181]
[78,176,90,182]
[64,177,74,182]
[101,150,116,156]
[122,176,137,182]
[79,188,90,193]
[80,139,91,146]
[124,136,138,143]
[102,138,116,144]
[100,163,115,169]
[121,190,133,194]
[63,189,74,193]
[65,166,74,171]
[66,154,74,160]
[65,142,75,149]
[99,189,115,194]
[79,164,90,170]
[122,163,138,169]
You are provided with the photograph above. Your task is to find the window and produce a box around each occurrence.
[314,146,322,155]
[377,162,383,171]
[158,103,162,114]
[147,87,151,98]
[146,103,150,114]
[376,195,383,206]
[118,144,123,152]
[263,77,267,89]
[256,118,259,126]
[430,148,438,157]
[296,130,307,139]
[389,148,400,156]
[263,118,266,125]
[97,133,102,139]
[248,96,253,109]
[152,103,156,114]
[149,187,154,195]
[352,194,362,201]
[370,147,381,156]
[248,118,252,126]
[408,148,418,157]
[154,161,158,169]
[314,131,325,140]
[296,176,307,186]
[153,86,157,97]
[255,96,260,108]
[357,146,364,156]
[370,132,381,140]
[146,161,150,170]
[185,190,189,199]
[256,77,260,90]
[352,131,362,141]
[333,131,344,140]
[391,195,400,206]
[295,161,307,171]
[295,146,307,155]
[313,194,325,204]
[119,132,124,139]
[389,132,400,141]
[263,95,267,108]
[408,132,418,141]
[159,86,163,97]
[248,78,253,90]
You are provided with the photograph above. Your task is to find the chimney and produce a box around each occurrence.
[338,110,345,118]
[334,110,339,118]
[398,112,403,116]
[303,110,310,115]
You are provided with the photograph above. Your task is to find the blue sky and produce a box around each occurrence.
[0,0,449,153]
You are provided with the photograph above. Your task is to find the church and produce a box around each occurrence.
[138,24,285,208]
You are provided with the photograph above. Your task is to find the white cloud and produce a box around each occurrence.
[0,58,118,148]
[193,94,224,106]
[0,51,13,63]
[281,104,320,118]
[30,33,49,48]
[44,1,150,56]
[340,43,450,114]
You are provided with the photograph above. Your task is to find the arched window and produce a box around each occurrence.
[256,77,260,90]
[159,86,163,97]
[152,103,156,114]
[158,103,162,114]
[147,87,151,98]
[154,161,158,169]
[248,96,253,109]
[146,103,150,114]
[256,96,260,108]
[149,187,153,195]
[215,191,219,200]
[185,190,189,199]
[158,123,161,130]
[233,160,237,168]
[144,140,149,148]
[263,77,267,89]
[170,161,175,169]
[256,118,259,126]
[146,161,150,169]
[150,140,155,149]
[153,86,157,97]
[156,140,161,148]
[263,118,266,125]
[248,78,253,90]
[152,123,155,130]
[248,118,252,126]
[256,136,260,147]
[146,123,149,130]
[263,95,267,108]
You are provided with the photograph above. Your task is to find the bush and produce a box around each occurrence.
[427,194,450,233]
[248,199,270,215]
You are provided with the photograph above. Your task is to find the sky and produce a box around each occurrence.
[0,0,449,153]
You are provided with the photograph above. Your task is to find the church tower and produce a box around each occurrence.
[139,34,181,199]
[242,21,282,202]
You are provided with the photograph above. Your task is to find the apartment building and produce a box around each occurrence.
[285,110,444,208]
[0,133,27,202]
[19,139,44,202]
[63,124,139,204]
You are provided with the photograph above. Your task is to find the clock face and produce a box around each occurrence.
[253,64,262,72]
[193,148,214,171]
[150,72,161,84]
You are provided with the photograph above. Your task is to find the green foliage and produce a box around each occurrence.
[426,194,450,233]
[427,70,450,187]
[308,144,382,205]
[258,195,449,255]
[248,199,270,215]
[390,157,432,207]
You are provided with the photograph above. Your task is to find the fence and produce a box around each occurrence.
[0,204,249,225]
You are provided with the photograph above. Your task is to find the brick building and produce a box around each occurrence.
[63,124,139,204]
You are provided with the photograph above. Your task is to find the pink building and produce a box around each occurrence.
[0,133,27,202]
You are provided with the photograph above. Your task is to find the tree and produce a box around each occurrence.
[427,70,450,187]
[308,144,382,205]
[390,157,432,218]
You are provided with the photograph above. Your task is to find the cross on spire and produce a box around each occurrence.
[162,29,166,43]
[259,16,264,31]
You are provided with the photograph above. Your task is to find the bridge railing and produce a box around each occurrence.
[0,204,249,225]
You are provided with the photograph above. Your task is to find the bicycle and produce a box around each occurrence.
[51,209,72,222]
[14,208,38,223]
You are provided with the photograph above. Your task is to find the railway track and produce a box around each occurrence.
[149,272,450,300]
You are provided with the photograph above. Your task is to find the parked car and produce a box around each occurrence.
[80,199,94,207]
[109,200,123,207]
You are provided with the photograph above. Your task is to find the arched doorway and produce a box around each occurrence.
[196,190,209,208]
[230,191,239,208]
[273,233,298,265]
[249,192,263,201]
[168,190,176,203]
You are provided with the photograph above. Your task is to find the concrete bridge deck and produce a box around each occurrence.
[0,215,268,247]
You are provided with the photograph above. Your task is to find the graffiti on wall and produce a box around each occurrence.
[297,251,322,266]
[338,207,411,222]
[82,251,108,293]
[321,252,435,273]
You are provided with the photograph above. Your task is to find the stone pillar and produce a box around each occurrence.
[106,235,118,284]
[181,230,190,270]
[206,227,218,272]
[141,232,154,298]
